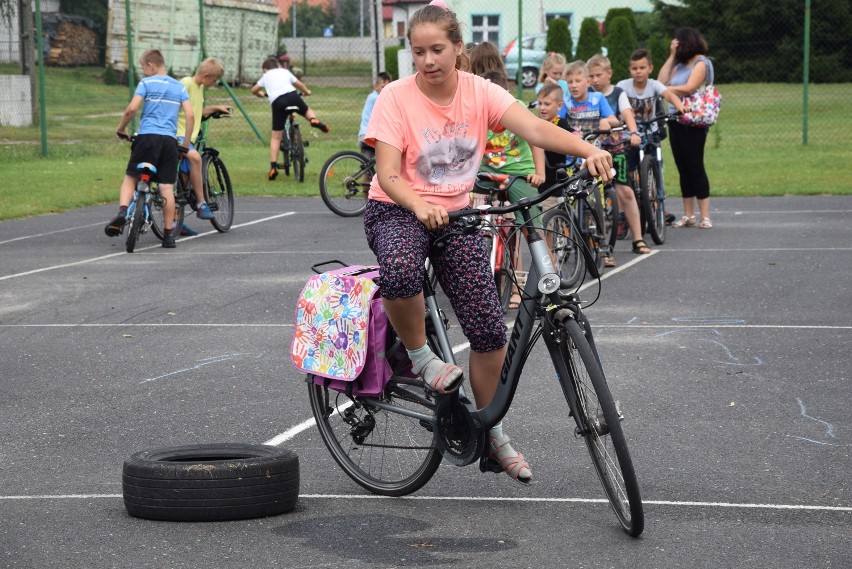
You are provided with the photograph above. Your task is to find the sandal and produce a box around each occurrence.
[604,253,616,267]
[699,218,713,229]
[508,292,522,311]
[632,239,651,254]
[489,434,532,485]
[414,355,463,394]
[672,215,696,228]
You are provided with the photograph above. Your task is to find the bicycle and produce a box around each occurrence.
[276,106,307,183]
[470,173,526,313]
[173,109,235,232]
[306,167,644,537]
[116,133,171,253]
[630,112,678,245]
[318,151,374,217]
[541,141,619,288]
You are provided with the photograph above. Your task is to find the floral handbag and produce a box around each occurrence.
[678,57,721,128]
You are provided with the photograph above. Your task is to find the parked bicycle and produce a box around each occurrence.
[318,151,374,217]
[632,112,678,245]
[173,110,235,232]
[470,172,526,312]
[305,167,644,537]
[541,144,619,288]
[275,106,307,183]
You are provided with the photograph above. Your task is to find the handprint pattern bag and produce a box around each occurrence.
[291,265,391,396]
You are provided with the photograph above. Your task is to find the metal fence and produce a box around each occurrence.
[1,0,849,171]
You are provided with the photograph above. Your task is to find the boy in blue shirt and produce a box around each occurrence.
[559,60,616,132]
[106,49,194,248]
[358,72,391,160]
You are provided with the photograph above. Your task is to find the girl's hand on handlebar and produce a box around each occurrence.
[414,202,450,230]
[584,148,613,182]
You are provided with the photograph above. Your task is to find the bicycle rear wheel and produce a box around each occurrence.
[603,185,620,255]
[308,331,442,496]
[555,318,644,536]
[319,151,372,217]
[291,126,305,183]
[639,156,665,244]
[125,196,146,253]
[204,154,234,232]
[543,208,583,288]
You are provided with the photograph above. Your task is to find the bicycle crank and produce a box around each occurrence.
[433,392,484,466]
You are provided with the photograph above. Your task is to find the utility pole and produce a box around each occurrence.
[19,0,36,117]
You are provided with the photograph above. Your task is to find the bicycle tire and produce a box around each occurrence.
[307,327,442,496]
[542,208,583,288]
[556,318,644,536]
[204,154,234,232]
[279,136,290,176]
[639,156,665,245]
[493,224,517,312]
[319,151,372,217]
[291,126,305,183]
[603,185,620,254]
[582,200,606,275]
[125,195,146,253]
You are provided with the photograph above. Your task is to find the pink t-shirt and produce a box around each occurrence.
[365,71,517,210]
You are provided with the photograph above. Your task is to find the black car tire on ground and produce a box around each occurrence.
[122,443,299,522]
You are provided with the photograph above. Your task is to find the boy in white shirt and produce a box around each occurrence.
[251,57,329,180]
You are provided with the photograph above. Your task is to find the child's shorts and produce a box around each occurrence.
[125,134,179,185]
[271,92,308,131]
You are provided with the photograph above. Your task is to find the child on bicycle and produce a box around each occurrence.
[358,72,392,161]
[534,51,568,95]
[363,0,612,485]
[176,57,232,232]
[251,57,330,181]
[106,48,194,249]
[587,53,650,263]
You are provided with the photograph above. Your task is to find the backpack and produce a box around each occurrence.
[291,264,393,397]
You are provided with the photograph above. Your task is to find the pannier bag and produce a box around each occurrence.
[291,264,392,396]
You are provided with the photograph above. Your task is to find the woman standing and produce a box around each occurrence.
[658,27,714,229]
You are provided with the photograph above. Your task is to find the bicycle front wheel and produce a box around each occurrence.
[125,196,146,253]
[639,156,665,245]
[308,377,442,496]
[543,208,583,288]
[204,154,234,232]
[603,185,620,254]
[556,318,644,536]
[291,127,305,183]
[319,151,372,217]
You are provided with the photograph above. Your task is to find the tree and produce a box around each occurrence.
[545,17,572,62]
[606,16,637,83]
[603,8,636,40]
[279,0,334,38]
[652,0,852,82]
[575,17,603,62]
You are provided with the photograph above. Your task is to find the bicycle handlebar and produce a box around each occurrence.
[202,109,232,122]
[449,167,596,222]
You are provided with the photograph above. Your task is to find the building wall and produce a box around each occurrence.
[0,0,62,64]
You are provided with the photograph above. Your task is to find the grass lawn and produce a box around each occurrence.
[1,67,850,220]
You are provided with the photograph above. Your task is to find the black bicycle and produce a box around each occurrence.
[276,106,307,183]
[306,167,644,537]
[633,112,678,245]
[318,151,374,217]
[173,110,235,232]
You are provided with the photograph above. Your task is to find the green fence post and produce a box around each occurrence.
[34,0,47,157]
[802,0,811,145]
[219,80,266,143]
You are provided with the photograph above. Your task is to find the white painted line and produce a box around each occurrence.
[1,492,848,512]
[264,416,317,446]
[0,222,104,245]
[0,212,296,282]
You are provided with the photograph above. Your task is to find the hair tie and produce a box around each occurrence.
[429,0,448,8]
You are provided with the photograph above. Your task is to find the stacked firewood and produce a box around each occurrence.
[43,14,100,66]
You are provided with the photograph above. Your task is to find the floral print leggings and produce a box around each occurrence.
[364,200,507,353]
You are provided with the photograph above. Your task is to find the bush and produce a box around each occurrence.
[546,17,572,61]
[575,18,603,62]
[646,35,669,79]
[102,65,118,85]
[606,16,637,83]
[603,8,636,38]
[384,46,401,81]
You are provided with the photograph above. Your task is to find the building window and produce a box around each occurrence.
[470,14,500,45]
[546,13,572,26]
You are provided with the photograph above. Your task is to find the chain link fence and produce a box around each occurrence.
[1,0,849,192]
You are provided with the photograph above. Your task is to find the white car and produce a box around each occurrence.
[502,34,548,88]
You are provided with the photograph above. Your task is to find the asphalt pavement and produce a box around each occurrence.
[0,195,849,568]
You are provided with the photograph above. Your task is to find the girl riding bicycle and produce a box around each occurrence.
[363,0,612,484]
